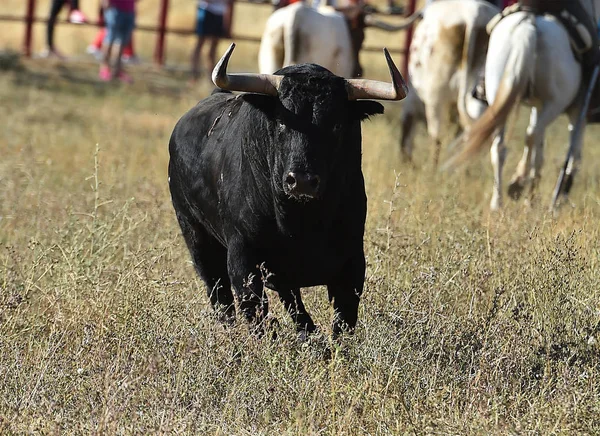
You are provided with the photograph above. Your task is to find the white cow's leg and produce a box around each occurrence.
[490,127,506,211]
[528,134,545,201]
[425,101,448,169]
[400,90,424,163]
[400,110,417,163]
[508,108,537,200]
[514,102,564,202]
[563,110,587,198]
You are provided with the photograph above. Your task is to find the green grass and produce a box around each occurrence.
[2,33,600,434]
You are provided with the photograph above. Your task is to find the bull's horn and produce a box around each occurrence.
[212,43,282,96]
[345,48,408,101]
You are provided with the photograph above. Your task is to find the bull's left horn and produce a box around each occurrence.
[345,48,408,101]
[212,43,282,96]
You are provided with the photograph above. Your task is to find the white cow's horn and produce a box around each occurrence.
[212,43,282,96]
[345,48,408,101]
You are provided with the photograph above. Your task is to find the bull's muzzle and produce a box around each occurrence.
[284,171,321,199]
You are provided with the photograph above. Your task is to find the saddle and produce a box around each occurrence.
[487,0,597,64]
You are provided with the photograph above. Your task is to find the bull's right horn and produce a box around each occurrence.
[345,48,408,101]
[212,43,282,96]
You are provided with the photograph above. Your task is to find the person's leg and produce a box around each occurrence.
[207,37,219,75]
[89,9,105,55]
[114,12,135,82]
[68,0,87,23]
[191,7,208,81]
[93,29,106,50]
[206,10,224,75]
[100,8,117,80]
[191,37,206,81]
[100,39,114,80]
[47,0,68,56]
[123,34,135,58]
[114,43,125,77]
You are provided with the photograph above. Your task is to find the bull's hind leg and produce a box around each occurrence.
[226,238,269,332]
[278,288,316,337]
[175,212,235,322]
[327,252,365,337]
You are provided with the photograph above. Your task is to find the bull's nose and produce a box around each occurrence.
[284,172,321,197]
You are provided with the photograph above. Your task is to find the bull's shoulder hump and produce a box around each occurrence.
[173,93,235,133]
[173,92,274,140]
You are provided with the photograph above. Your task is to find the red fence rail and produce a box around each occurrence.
[2,0,417,75]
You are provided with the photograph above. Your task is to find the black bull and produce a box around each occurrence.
[168,44,407,336]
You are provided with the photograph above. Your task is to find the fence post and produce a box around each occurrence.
[24,0,36,57]
[402,0,417,79]
[154,0,169,65]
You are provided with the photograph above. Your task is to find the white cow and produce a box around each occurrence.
[400,0,499,165]
[258,2,354,77]
[444,0,600,211]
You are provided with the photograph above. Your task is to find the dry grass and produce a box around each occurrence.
[2,3,600,433]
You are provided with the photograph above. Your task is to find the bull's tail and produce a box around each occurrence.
[445,15,536,169]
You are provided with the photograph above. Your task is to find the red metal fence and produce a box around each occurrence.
[1,0,417,75]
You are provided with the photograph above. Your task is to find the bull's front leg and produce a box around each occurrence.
[327,252,365,337]
[226,239,269,332]
[278,288,316,338]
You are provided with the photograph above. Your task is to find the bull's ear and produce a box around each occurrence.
[350,100,384,121]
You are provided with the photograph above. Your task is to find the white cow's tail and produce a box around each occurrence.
[457,19,479,127]
[446,15,536,168]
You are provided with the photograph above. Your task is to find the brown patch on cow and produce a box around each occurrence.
[437,23,466,67]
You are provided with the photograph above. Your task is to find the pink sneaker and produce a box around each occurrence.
[116,71,133,84]
[99,66,111,82]
[69,9,87,24]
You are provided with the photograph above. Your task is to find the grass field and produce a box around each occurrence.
[2,3,600,434]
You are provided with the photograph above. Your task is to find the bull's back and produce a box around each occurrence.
[168,93,247,239]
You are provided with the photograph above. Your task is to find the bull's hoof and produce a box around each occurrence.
[507,180,524,200]
[249,316,278,339]
[215,305,236,325]
[297,323,318,343]
[297,331,331,361]
[297,327,316,343]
